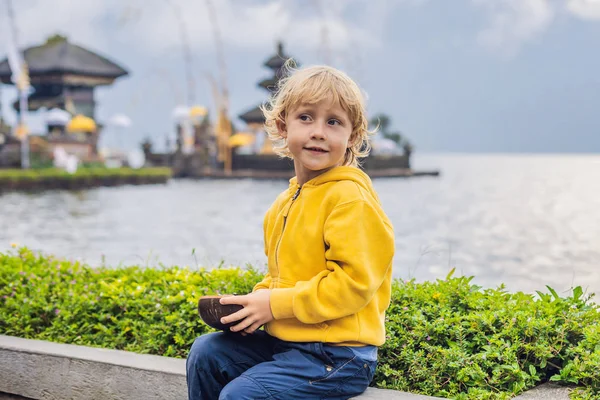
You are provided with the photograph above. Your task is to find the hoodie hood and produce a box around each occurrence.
[288,166,377,198]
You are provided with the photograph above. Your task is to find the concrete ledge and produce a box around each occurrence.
[0,335,441,400]
[0,394,33,400]
[513,383,572,399]
[0,335,185,400]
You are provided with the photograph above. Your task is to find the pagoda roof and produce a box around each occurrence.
[264,41,294,70]
[238,105,265,124]
[0,35,128,85]
[258,77,279,92]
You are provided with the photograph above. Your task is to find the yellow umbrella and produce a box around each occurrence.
[15,124,29,139]
[228,132,255,147]
[189,105,208,118]
[66,114,97,133]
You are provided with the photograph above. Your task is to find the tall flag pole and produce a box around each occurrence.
[5,0,30,168]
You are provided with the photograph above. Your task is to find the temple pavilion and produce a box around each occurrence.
[0,34,128,166]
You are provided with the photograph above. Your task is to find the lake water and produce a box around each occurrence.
[1,153,599,297]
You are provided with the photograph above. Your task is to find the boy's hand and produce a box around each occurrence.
[220,290,274,334]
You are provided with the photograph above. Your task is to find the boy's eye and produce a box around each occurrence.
[328,119,341,126]
[299,114,311,121]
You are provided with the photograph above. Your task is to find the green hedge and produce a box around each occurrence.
[0,167,171,190]
[0,167,172,181]
[1,247,598,399]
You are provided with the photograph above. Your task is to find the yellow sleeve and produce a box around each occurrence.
[253,273,272,292]
[270,200,394,322]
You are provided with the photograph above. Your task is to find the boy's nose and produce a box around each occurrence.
[310,122,326,140]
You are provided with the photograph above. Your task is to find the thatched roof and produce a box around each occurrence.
[264,42,292,70]
[258,77,279,92]
[0,35,128,85]
[239,105,265,124]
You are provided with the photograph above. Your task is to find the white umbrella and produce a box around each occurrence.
[45,108,71,126]
[172,105,190,121]
[127,149,145,169]
[108,114,132,128]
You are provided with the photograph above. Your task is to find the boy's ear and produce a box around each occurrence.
[276,119,287,138]
[347,133,358,148]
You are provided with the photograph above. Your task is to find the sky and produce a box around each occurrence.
[1,0,599,153]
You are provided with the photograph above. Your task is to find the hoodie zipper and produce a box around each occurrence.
[275,187,301,276]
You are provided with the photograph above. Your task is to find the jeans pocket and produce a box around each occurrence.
[309,342,332,366]
[311,345,358,383]
[309,354,358,384]
[319,357,373,398]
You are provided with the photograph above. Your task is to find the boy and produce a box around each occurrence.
[186,64,395,400]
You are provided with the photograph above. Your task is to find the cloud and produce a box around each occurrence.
[473,0,555,56]
[116,1,289,53]
[122,0,395,57]
[1,0,404,130]
[566,0,600,20]
[3,0,402,71]
[9,0,396,53]
[5,0,120,52]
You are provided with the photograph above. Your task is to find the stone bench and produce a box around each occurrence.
[0,335,440,400]
[0,335,572,399]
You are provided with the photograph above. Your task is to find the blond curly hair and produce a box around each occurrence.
[261,62,372,167]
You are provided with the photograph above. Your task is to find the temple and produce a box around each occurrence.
[0,34,128,166]
[238,42,296,154]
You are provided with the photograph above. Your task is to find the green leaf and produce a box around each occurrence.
[546,285,560,301]
[573,286,583,301]
[561,363,573,378]
[535,290,547,300]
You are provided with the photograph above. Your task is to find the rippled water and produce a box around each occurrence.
[1,154,599,296]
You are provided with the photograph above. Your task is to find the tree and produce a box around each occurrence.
[370,113,403,145]
[141,137,153,156]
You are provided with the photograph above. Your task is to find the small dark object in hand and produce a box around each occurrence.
[198,295,244,331]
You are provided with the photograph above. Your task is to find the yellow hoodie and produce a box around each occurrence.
[253,166,395,346]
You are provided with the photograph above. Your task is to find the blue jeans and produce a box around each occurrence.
[186,331,377,400]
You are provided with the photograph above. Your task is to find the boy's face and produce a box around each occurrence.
[278,98,354,185]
